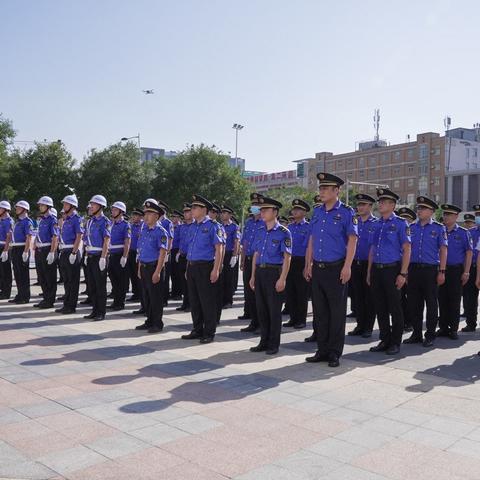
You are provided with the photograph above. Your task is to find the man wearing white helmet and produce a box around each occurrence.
[55,194,83,314]
[34,196,59,309]
[0,201,14,300]
[157,200,174,307]
[8,201,34,304]
[83,195,111,321]
[107,201,131,311]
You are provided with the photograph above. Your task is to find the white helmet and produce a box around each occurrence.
[51,207,58,217]
[15,200,30,211]
[111,201,126,213]
[62,194,78,208]
[37,196,54,207]
[143,198,158,206]
[89,195,107,207]
[0,200,11,210]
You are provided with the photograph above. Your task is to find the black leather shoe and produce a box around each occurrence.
[449,331,459,340]
[436,329,450,337]
[403,335,423,344]
[237,314,250,320]
[92,315,105,321]
[15,299,29,304]
[107,304,124,311]
[148,327,163,333]
[386,344,400,355]
[283,321,296,328]
[423,338,434,348]
[60,308,75,314]
[294,323,306,329]
[266,348,279,355]
[403,326,414,333]
[305,352,329,363]
[361,330,372,338]
[57,295,65,301]
[127,296,140,302]
[8,298,18,303]
[83,312,96,319]
[240,325,257,333]
[461,326,476,332]
[181,332,202,340]
[133,309,146,315]
[348,327,363,336]
[199,336,214,344]
[249,345,267,352]
[55,307,66,313]
[176,306,186,311]
[370,341,388,352]
[37,303,54,309]
[304,334,316,343]
[346,312,356,318]
[135,323,149,330]
[33,303,42,308]
[328,354,340,367]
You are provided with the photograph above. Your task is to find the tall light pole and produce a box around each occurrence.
[232,124,244,165]
[120,133,141,161]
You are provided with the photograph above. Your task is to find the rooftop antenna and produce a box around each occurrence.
[373,109,380,142]
[444,116,451,131]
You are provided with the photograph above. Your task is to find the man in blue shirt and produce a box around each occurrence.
[367,188,411,355]
[83,195,111,321]
[239,193,264,332]
[348,194,377,338]
[135,200,169,333]
[8,201,34,304]
[462,205,480,332]
[127,207,144,305]
[437,204,472,339]
[107,201,131,311]
[403,197,447,347]
[249,197,292,355]
[220,205,240,308]
[181,194,225,344]
[176,202,193,312]
[34,196,59,308]
[284,198,310,329]
[169,209,183,300]
[305,173,358,367]
[0,201,13,300]
[157,200,174,306]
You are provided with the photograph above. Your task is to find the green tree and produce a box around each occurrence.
[0,115,16,199]
[73,143,152,212]
[262,186,313,218]
[150,144,250,218]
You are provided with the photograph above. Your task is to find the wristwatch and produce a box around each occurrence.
[399,272,408,278]
[439,269,446,274]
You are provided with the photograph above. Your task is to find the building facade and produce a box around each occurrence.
[246,169,301,192]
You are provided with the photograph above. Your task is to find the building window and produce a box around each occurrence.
[367,169,376,179]
[418,177,428,192]
[407,149,414,159]
[380,153,389,164]
[407,178,414,187]
[337,160,343,169]
[419,144,428,159]
[407,194,415,205]
[359,157,365,168]
[394,151,401,161]
[393,180,400,189]
[358,184,364,192]
[381,167,389,177]
[326,161,334,171]
[434,177,440,186]
[368,156,377,167]
[358,170,365,179]
[347,159,354,169]
[393,166,401,175]
[434,146,441,156]
[407,165,415,174]
[434,163,440,171]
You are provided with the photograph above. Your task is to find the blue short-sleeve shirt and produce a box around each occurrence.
[446,224,473,266]
[410,219,448,265]
[138,223,168,263]
[187,217,225,261]
[60,212,84,246]
[370,213,411,264]
[254,221,292,265]
[36,213,59,246]
[12,217,34,244]
[110,219,131,253]
[0,217,14,244]
[288,219,310,257]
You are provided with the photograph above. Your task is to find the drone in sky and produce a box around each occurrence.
[142,89,154,95]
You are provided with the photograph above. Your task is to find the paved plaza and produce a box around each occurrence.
[1,279,480,479]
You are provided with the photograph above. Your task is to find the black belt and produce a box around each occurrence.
[36,246,52,251]
[314,259,344,269]
[246,255,253,261]
[447,264,464,269]
[140,261,157,267]
[258,263,282,269]
[373,262,400,269]
[291,256,305,261]
[188,260,214,266]
[410,263,438,269]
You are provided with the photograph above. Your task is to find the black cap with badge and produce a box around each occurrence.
[291,198,310,212]
[316,172,344,187]
[355,193,376,204]
[191,194,213,211]
[258,196,283,209]
[144,200,164,216]
[376,188,400,202]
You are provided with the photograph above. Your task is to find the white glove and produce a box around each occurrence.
[99,257,106,271]
[69,253,76,265]
[120,256,127,268]
[175,252,180,263]
[46,252,55,265]
[229,255,238,268]
[84,255,88,265]
[22,251,29,263]
[1,251,8,262]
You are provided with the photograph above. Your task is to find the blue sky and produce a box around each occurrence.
[2,0,479,171]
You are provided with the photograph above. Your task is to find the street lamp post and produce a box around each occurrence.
[120,133,141,161]
[232,124,244,165]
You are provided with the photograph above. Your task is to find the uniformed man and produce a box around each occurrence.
[221,205,240,308]
[284,198,310,329]
[461,205,480,332]
[348,194,377,338]
[55,195,83,314]
[157,200,174,306]
[169,209,183,300]
[7,201,33,304]
[0,201,13,300]
[403,196,447,347]
[34,196,59,309]
[175,202,193,312]
[239,193,264,331]
[367,189,411,355]
[305,173,358,367]
[127,208,144,303]
[279,216,289,227]
[181,194,225,344]
[463,213,475,229]
[83,195,111,321]
[249,197,292,354]
[135,200,169,333]
[437,204,472,339]
[231,215,240,294]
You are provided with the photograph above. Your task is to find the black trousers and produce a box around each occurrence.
[463,264,478,328]
[170,248,182,297]
[407,264,439,340]
[0,251,12,298]
[243,256,257,326]
[233,259,239,293]
[140,262,165,328]
[163,255,171,302]
[286,256,308,325]
[351,260,375,332]
[371,264,404,347]
[222,251,235,305]
[59,250,81,310]
[86,255,107,316]
[255,266,284,349]
[11,247,30,301]
[312,262,347,357]
[178,255,189,308]
[439,264,463,333]
[187,261,217,338]
[216,268,224,323]
[108,252,128,307]
[35,247,57,305]
[401,286,410,327]
[127,250,141,299]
